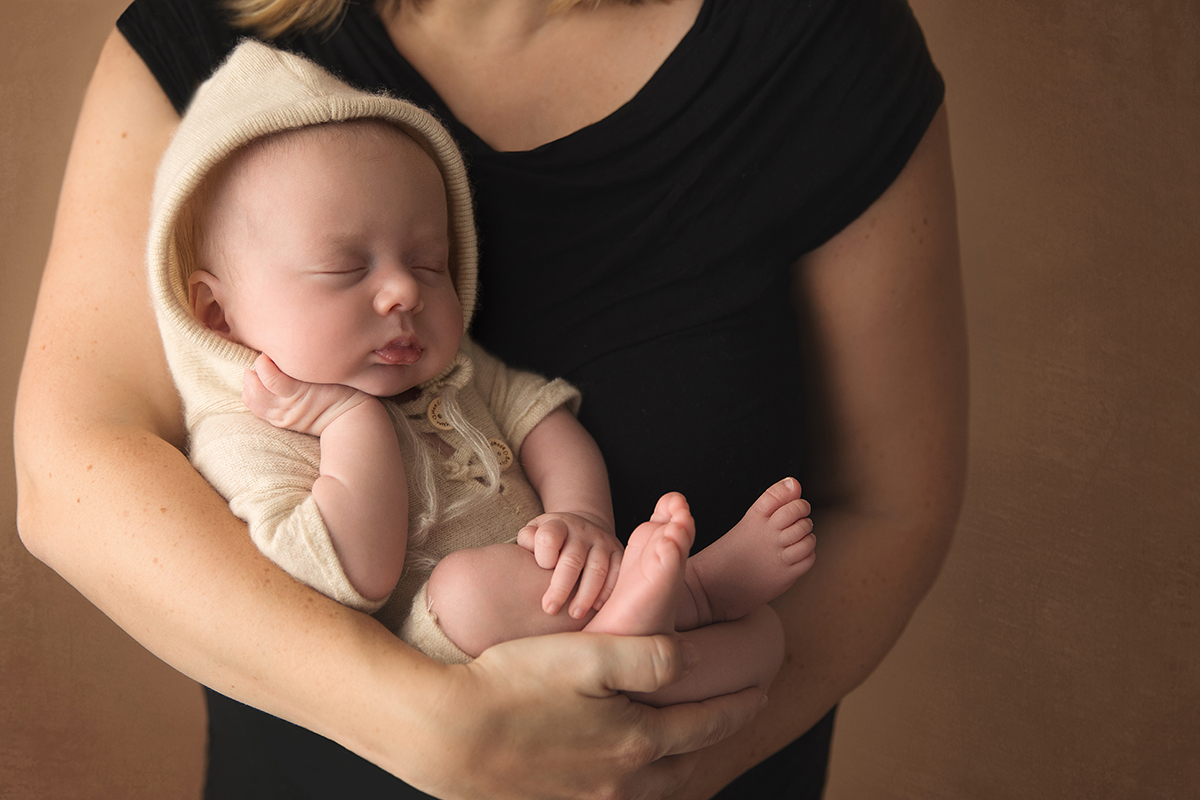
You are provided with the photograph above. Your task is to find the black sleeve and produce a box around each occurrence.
[117,0,242,114]
[786,0,946,252]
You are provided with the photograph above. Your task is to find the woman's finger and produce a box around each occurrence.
[573,633,765,756]
[644,687,766,758]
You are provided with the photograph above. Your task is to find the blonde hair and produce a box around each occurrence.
[224,0,656,38]
[223,0,349,37]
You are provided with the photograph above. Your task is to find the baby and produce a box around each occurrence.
[148,42,815,704]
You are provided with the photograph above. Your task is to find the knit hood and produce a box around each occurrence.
[147,40,477,424]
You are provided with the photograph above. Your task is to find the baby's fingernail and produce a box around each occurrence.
[759,694,769,710]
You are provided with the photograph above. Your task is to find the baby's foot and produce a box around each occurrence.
[683,478,815,627]
[584,493,695,637]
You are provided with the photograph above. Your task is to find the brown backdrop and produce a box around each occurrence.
[3,1,1197,797]
[826,2,1200,797]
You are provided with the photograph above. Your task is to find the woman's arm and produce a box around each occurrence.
[14,30,762,799]
[668,105,968,797]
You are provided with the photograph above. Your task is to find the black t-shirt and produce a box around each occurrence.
[119,0,942,797]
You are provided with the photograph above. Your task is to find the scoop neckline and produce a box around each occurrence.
[346,0,717,159]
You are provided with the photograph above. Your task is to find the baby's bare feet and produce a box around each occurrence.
[683,478,815,627]
[584,493,695,637]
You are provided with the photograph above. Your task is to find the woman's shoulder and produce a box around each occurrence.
[117,0,424,115]
[117,0,241,114]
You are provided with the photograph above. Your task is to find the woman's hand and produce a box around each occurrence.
[392,632,765,800]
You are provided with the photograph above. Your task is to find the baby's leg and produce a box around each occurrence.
[427,492,694,658]
[677,478,815,630]
[427,543,591,658]
[426,482,809,662]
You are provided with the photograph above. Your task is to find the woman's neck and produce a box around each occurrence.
[387,0,564,50]
[382,0,702,152]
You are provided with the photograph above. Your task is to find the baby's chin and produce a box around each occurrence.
[347,368,422,399]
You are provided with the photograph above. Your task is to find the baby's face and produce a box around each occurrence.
[210,124,462,397]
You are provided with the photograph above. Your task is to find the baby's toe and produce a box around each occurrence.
[754,478,804,517]
[771,498,812,535]
[651,491,690,523]
[782,530,817,568]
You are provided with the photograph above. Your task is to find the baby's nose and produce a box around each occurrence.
[375,268,423,315]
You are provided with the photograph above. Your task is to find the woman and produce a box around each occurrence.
[14,0,967,797]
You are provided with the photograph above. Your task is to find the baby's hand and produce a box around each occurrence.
[517,513,623,619]
[243,354,370,436]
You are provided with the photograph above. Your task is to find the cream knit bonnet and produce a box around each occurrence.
[147,39,478,408]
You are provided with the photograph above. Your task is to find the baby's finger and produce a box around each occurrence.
[532,520,568,571]
[542,539,587,616]
[252,353,299,397]
[242,367,274,415]
[569,546,616,619]
[516,523,538,553]
[593,548,622,610]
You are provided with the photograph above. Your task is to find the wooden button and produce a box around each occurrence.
[427,397,453,430]
[489,438,514,471]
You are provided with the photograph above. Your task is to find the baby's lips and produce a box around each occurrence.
[374,339,422,365]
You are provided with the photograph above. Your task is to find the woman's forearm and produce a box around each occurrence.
[15,416,763,798]
[14,398,433,753]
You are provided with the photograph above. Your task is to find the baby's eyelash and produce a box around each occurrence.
[314,259,368,274]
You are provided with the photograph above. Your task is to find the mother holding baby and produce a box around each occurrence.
[14,0,967,797]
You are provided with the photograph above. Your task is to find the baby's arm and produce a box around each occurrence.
[517,407,621,619]
[243,354,407,601]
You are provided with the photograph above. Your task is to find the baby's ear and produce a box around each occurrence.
[188,270,233,338]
